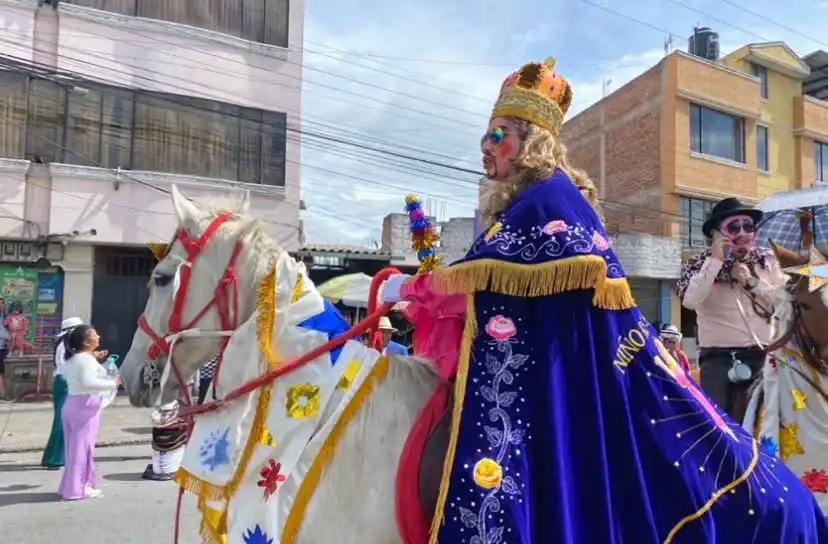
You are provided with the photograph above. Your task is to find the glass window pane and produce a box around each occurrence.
[132,93,240,181]
[261,111,287,186]
[242,0,265,42]
[693,105,745,163]
[264,0,290,47]
[100,87,134,169]
[25,79,65,163]
[690,105,701,153]
[0,70,27,159]
[66,87,104,167]
[757,126,768,171]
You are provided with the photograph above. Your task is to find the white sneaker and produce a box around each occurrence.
[83,488,103,499]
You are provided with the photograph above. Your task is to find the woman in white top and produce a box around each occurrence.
[58,324,118,500]
[41,317,84,469]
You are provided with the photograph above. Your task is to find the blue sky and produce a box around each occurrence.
[298,0,828,245]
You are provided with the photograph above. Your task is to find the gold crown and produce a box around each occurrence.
[491,57,573,135]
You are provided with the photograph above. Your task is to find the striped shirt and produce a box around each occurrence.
[201,356,219,380]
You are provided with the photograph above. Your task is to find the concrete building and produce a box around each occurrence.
[562,36,827,336]
[381,212,475,268]
[0,0,304,377]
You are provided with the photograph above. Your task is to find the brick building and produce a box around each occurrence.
[562,39,828,339]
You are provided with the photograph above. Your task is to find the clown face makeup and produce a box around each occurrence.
[481,117,522,182]
[719,214,756,258]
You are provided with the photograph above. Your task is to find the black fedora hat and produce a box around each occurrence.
[702,197,763,237]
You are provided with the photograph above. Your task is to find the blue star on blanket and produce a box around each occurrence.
[298,299,350,364]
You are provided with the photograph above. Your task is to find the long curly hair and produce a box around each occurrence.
[480,119,602,228]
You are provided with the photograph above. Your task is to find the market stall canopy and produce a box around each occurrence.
[317,272,407,310]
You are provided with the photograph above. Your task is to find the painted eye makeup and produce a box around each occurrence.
[725,220,755,235]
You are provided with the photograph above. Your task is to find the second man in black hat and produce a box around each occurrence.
[676,197,783,422]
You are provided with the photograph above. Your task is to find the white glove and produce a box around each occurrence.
[381,274,412,303]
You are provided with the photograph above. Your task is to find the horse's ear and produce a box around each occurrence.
[238,189,251,215]
[770,241,803,269]
[171,185,201,224]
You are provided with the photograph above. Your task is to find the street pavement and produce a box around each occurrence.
[0,396,153,453]
[0,444,201,543]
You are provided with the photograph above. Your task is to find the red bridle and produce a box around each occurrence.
[137,213,243,405]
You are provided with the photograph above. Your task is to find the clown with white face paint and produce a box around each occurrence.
[678,197,785,421]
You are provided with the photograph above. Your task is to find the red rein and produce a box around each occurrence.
[140,213,401,543]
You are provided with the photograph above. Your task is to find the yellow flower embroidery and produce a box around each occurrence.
[258,427,277,447]
[473,458,503,489]
[484,222,502,242]
[336,360,362,390]
[285,383,321,420]
[779,423,804,462]
[792,389,807,412]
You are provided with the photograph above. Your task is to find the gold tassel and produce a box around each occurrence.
[256,266,279,368]
[282,356,392,543]
[429,294,476,542]
[198,497,228,543]
[174,468,226,501]
[592,278,637,310]
[291,272,305,303]
[429,254,635,310]
[148,242,170,261]
[225,382,274,499]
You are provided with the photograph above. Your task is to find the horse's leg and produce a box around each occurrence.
[295,357,439,544]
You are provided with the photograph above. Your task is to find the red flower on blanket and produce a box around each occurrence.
[257,459,287,501]
[801,469,828,494]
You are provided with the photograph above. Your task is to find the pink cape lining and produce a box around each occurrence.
[394,274,465,544]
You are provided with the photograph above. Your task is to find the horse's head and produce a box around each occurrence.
[120,185,276,407]
[772,243,828,358]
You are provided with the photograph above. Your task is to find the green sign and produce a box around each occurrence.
[0,265,40,344]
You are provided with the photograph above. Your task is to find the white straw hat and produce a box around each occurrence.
[378,316,397,332]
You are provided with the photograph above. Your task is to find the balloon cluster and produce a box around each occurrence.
[405,194,441,274]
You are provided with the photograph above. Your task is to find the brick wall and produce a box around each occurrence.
[562,63,673,237]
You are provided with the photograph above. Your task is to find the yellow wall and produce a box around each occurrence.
[723,46,803,198]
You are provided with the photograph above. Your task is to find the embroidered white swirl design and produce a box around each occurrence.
[457,317,527,544]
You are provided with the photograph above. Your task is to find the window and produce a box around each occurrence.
[8,71,287,186]
[66,0,290,48]
[0,70,27,159]
[689,104,745,163]
[757,126,769,172]
[817,142,828,184]
[679,197,715,248]
[750,63,768,99]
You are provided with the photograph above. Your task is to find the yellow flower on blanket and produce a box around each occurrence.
[791,389,807,412]
[473,457,503,489]
[779,423,804,462]
[285,383,321,420]
[336,360,362,390]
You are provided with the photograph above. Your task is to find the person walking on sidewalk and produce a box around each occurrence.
[41,317,84,469]
[0,297,8,402]
[59,324,118,500]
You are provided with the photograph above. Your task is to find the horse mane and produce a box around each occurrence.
[191,196,283,280]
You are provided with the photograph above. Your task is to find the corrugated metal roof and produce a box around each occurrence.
[299,244,391,257]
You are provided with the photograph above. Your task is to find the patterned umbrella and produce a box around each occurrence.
[756,186,828,250]
[317,273,407,311]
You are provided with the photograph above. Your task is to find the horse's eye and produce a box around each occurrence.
[153,273,173,287]
[800,302,812,312]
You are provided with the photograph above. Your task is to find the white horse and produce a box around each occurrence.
[119,187,446,543]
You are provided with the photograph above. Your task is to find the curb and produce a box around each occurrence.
[0,437,151,455]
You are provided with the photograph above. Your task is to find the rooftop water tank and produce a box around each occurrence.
[688,26,720,61]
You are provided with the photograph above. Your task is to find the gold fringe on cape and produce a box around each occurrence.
[430,254,636,310]
[282,355,392,542]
